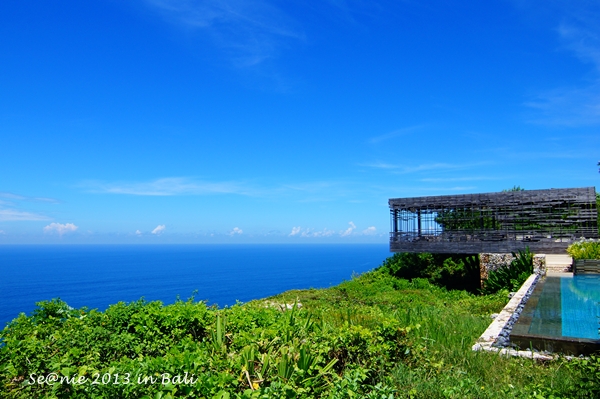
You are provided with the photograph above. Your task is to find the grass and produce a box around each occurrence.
[261,271,594,398]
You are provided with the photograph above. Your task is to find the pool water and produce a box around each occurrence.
[561,275,600,339]
[511,274,600,355]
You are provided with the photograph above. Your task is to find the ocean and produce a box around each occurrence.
[0,244,390,328]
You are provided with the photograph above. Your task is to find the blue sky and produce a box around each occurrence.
[1,0,599,244]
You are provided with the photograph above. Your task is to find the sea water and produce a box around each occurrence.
[0,244,390,328]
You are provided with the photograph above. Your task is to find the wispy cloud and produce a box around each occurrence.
[420,176,496,182]
[84,177,252,196]
[369,125,426,144]
[135,229,142,236]
[525,83,600,126]
[83,177,370,203]
[152,225,166,235]
[362,162,483,174]
[281,181,342,193]
[524,2,600,126]
[43,222,78,236]
[0,192,58,203]
[0,191,56,221]
[143,0,304,67]
[0,209,50,221]
[0,192,24,200]
[360,161,401,170]
[504,150,587,159]
[289,226,302,236]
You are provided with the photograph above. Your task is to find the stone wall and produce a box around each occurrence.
[479,253,546,284]
[533,254,546,275]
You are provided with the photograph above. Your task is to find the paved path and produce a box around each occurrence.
[545,254,572,273]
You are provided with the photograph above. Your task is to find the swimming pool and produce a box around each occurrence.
[511,274,600,355]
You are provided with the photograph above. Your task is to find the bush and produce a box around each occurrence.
[0,295,412,398]
[481,248,533,294]
[378,252,480,292]
[567,240,600,260]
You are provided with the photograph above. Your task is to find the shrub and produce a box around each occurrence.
[0,295,412,398]
[567,240,600,260]
[378,252,480,292]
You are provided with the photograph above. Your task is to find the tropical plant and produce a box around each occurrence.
[567,240,600,260]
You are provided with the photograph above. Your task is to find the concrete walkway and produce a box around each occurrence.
[545,254,573,273]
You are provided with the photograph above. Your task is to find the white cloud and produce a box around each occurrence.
[135,229,142,235]
[292,224,376,238]
[288,227,336,238]
[230,227,243,235]
[340,221,356,237]
[300,228,335,237]
[362,226,377,235]
[43,223,78,236]
[0,230,5,235]
[152,225,166,235]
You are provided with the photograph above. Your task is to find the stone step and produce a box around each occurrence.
[544,254,573,273]
[545,254,573,265]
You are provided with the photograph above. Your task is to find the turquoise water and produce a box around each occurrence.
[561,275,600,340]
[527,275,600,340]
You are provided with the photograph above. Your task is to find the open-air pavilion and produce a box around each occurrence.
[389,187,598,254]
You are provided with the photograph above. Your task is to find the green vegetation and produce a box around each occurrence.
[481,248,534,295]
[567,241,600,260]
[378,253,481,292]
[434,209,500,232]
[1,256,599,398]
[502,186,525,192]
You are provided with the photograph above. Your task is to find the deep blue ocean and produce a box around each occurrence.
[0,244,390,328]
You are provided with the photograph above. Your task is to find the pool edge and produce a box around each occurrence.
[472,274,555,360]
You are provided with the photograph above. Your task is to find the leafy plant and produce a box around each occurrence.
[567,240,600,260]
